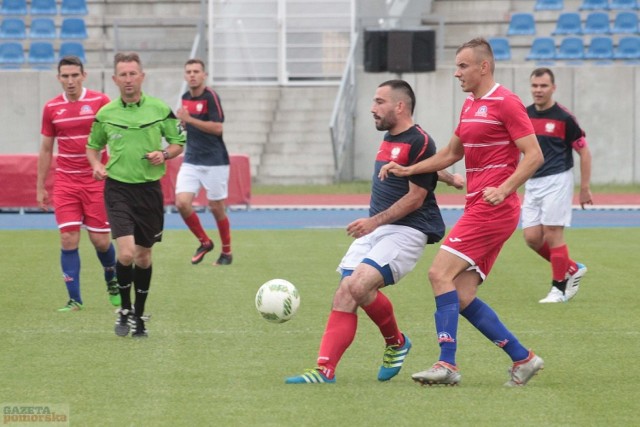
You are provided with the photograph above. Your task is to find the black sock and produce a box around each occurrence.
[553,279,568,293]
[116,261,133,310]
[133,264,152,317]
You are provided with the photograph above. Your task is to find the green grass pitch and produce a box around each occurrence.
[1,227,638,426]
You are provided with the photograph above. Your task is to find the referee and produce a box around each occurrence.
[87,52,186,338]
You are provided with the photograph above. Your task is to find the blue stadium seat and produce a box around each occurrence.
[489,37,511,61]
[579,0,609,10]
[534,0,564,10]
[29,18,56,39]
[60,18,87,39]
[30,0,57,15]
[552,12,583,35]
[60,0,88,16]
[585,36,615,59]
[507,13,536,36]
[0,0,27,15]
[0,41,24,67]
[28,41,55,68]
[556,37,586,59]
[609,0,638,9]
[612,11,639,33]
[584,12,611,34]
[59,41,86,62]
[0,18,26,39]
[614,36,640,59]
[526,37,556,60]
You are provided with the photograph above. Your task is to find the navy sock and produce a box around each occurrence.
[133,265,152,317]
[461,298,529,362]
[96,243,116,283]
[116,261,133,310]
[434,290,460,366]
[61,248,81,304]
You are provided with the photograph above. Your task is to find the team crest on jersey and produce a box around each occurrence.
[545,122,555,133]
[475,105,488,118]
[390,147,401,161]
[196,102,204,112]
[79,105,94,115]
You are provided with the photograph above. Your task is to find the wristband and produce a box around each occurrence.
[162,150,169,160]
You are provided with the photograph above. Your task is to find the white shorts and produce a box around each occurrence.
[337,224,427,285]
[522,169,574,228]
[176,163,230,201]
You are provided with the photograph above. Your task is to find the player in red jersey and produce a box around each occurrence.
[379,38,545,387]
[37,56,120,312]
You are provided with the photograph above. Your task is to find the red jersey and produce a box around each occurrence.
[41,88,110,176]
[455,84,534,201]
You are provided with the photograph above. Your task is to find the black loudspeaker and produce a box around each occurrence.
[364,29,436,73]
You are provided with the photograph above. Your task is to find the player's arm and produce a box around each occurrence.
[36,135,55,211]
[437,170,465,190]
[483,134,543,205]
[346,181,427,238]
[176,107,223,136]
[574,138,593,209]
[379,134,464,180]
[86,122,108,180]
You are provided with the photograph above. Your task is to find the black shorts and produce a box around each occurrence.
[104,178,164,248]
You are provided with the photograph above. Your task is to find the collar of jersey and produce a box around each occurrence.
[120,93,146,108]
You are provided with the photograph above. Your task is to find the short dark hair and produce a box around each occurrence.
[58,55,84,74]
[457,37,495,73]
[378,79,416,114]
[114,52,142,70]
[530,67,555,84]
[185,58,206,71]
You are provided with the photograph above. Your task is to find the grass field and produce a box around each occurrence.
[1,227,638,426]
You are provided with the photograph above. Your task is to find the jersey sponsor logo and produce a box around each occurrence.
[376,141,410,164]
[109,133,123,140]
[475,105,488,118]
[55,108,67,116]
[437,332,456,343]
[448,237,462,243]
[79,104,94,115]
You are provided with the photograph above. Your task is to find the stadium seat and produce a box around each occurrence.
[552,12,583,35]
[59,41,86,62]
[585,36,615,59]
[30,0,57,15]
[612,11,639,33]
[534,0,564,10]
[0,0,27,15]
[488,37,511,61]
[60,0,88,16]
[579,0,609,10]
[60,18,87,39]
[29,18,56,39]
[0,41,24,67]
[0,18,26,39]
[556,37,586,59]
[28,41,55,67]
[609,0,638,9]
[526,37,556,61]
[507,13,536,36]
[614,35,640,59]
[584,12,611,34]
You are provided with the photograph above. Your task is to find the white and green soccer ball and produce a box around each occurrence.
[255,279,300,323]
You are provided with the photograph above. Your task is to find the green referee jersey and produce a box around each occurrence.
[87,93,186,183]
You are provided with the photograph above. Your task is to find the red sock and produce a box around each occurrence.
[550,245,570,282]
[536,241,551,262]
[184,212,210,244]
[216,217,231,253]
[317,310,357,379]
[362,291,404,347]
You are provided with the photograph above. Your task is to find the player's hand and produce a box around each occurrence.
[347,218,376,239]
[378,161,409,181]
[36,189,49,212]
[449,173,465,190]
[142,151,166,166]
[176,107,190,124]
[579,188,593,209]
[482,186,506,206]
[92,165,108,181]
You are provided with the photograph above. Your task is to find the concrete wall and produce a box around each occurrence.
[353,64,640,184]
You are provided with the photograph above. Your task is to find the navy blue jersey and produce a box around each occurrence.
[181,88,229,166]
[527,102,585,178]
[370,124,445,243]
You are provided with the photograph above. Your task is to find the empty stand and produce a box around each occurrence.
[507,13,536,36]
[30,0,57,15]
[0,41,24,66]
[488,37,511,60]
[609,0,638,9]
[612,11,639,33]
[614,35,640,58]
[584,12,611,34]
[534,0,564,11]
[527,37,556,60]
[0,0,27,15]
[29,17,56,39]
[59,41,85,62]
[585,36,615,59]
[556,36,586,59]
[0,17,25,39]
[60,18,87,39]
[60,0,87,16]
[28,40,55,67]
[552,12,583,35]
[579,0,609,10]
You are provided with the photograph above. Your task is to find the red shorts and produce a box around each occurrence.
[53,173,110,233]
[440,193,520,280]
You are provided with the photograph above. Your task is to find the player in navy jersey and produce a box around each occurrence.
[175,59,233,266]
[523,68,592,303]
[380,38,545,387]
[37,56,119,312]
[285,80,464,384]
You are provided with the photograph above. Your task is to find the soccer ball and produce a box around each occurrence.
[255,279,300,323]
